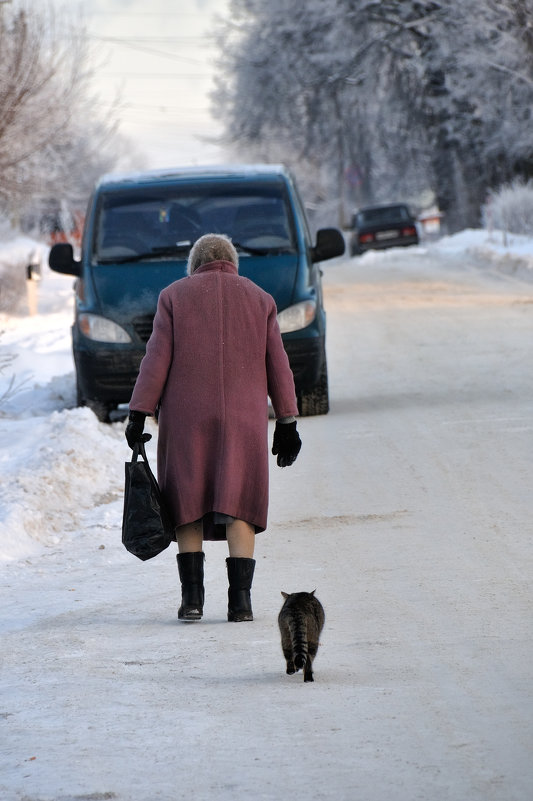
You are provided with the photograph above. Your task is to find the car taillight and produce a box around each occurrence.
[401,226,416,237]
[359,233,374,244]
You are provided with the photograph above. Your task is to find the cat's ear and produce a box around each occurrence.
[310,589,316,596]
[281,591,289,599]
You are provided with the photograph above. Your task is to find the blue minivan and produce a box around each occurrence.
[49,164,345,421]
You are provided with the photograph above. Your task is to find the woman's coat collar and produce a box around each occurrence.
[193,260,238,276]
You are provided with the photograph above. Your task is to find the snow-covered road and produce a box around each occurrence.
[1,236,532,800]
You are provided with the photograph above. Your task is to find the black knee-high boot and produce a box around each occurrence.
[226,557,256,622]
[176,552,205,621]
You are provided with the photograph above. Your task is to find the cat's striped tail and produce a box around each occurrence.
[289,613,308,671]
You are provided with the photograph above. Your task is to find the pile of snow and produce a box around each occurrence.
[1,227,532,564]
[0,234,44,315]
[432,227,533,276]
[0,231,48,272]
[0,245,130,561]
[0,407,126,561]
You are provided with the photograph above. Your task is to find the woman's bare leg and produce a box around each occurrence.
[175,520,203,553]
[226,519,255,558]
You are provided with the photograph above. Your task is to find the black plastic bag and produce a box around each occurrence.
[122,441,174,560]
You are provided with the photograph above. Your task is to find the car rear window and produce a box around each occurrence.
[357,206,411,225]
[92,180,297,263]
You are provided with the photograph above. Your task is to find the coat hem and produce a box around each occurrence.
[173,511,266,541]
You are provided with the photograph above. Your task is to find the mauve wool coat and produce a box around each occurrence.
[129,259,299,540]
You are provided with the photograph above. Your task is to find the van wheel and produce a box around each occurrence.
[87,400,113,423]
[76,377,86,409]
[297,363,329,416]
[76,377,115,422]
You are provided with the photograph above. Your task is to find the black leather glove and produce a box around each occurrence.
[272,420,301,467]
[125,410,152,449]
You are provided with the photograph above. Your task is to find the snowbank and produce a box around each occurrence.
[0,245,127,561]
[0,232,48,270]
[0,407,127,560]
[432,228,533,276]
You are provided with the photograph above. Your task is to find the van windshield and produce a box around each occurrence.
[93,180,297,263]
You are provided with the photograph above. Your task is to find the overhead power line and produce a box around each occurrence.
[89,12,208,17]
[101,72,211,78]
[91,36,208,43]
[88,35,209,65]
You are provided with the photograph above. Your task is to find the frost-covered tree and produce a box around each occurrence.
[213,0,452,221]
[417,0,533,229]
[484,179,533,236]
[213,0,533,230]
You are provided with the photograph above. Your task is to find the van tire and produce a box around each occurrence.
[297,362,329,416]
[88,400,114,423]
[76,377,115,422]
[83,397,112,423]
[76,377,86,409]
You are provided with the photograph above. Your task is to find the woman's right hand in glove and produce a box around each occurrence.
[271,420,302,467]
[125,410,152,449]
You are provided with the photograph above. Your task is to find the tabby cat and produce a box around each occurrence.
[278,590,325,682]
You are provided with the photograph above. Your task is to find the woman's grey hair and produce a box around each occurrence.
[187,233,239,275]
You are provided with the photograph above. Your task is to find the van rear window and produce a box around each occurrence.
[93,181,296,262]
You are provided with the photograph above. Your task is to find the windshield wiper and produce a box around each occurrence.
[233,241,294,256]
[97,243,192,264]
[151,243,193,255]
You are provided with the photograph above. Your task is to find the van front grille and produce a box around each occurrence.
[95,375,137,391]
[132,315,154,343]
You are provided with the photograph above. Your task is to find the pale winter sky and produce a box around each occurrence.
[68,0,232,168]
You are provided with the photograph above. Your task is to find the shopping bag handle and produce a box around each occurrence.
[132,439,149,464]
[131,440,160,488]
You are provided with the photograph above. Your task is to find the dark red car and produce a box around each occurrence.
[349,203,419,255]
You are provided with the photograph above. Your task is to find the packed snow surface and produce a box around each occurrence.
[1,230,532,800]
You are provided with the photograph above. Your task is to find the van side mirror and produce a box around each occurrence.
[312,228,345,262]
[49,243,81,276]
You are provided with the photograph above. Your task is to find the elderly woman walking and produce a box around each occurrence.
[125,234,301,622]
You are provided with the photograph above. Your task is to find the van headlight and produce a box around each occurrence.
[79,313,132,343]
[277,300,316,333]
